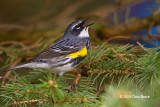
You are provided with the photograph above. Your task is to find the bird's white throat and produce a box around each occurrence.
[78,27,89,38]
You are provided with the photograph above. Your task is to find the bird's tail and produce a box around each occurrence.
[3,63,29,72]
[3,62,48,72]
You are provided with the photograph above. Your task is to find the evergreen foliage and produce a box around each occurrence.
[0,41,160,107]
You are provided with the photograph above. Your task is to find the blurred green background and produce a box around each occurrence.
[0,0,111,42]
[0,0,159,47]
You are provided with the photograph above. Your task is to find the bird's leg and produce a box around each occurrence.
[59,76,69,89]
[58,73,74,92]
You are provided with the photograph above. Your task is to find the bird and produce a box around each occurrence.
[3,19,94,90]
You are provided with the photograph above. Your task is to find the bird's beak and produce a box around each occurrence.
[86,23,94,27]
[83,18,94,27]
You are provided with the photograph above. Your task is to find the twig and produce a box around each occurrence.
[95,87,104,97]
[133,48,145,53]
[153,6,160,15]
[147,21,160,39]
[12,98,87,105]
[112,48,139,64]
[111,48,128,61]
[82,57,102,68]
[0,56,3,62]
[106,36,129,43]
[136,42,146,51]
[14,89,50,104]
[148,21,155,38]
[0,46,11,56]
[101,13,160,36]
[68,73,82,90]
[14,89,21,94]
[26,89,49,98]
[81,52,140,69]
[87,70,137,76]
[105,54,141,57]
[12,99,47,105]
[2,58,22,85]
[18,44,41,52]
[108,70,137,75]
[58,98,87,103]
[74,73,81,85]
[0,41,26,48]
[0,24,32,33]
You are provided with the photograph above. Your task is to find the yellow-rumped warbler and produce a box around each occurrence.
[4,19,94,89]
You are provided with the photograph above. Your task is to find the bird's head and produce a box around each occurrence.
[64,19,94,38]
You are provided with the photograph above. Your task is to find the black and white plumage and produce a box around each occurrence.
[4,19,93,77]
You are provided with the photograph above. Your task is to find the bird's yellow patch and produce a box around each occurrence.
[68,46,87,58]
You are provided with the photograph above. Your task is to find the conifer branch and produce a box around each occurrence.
[12,99,48,105]
[1,42,160,106]
[12,98,88,106]
[26,89,50,98]
[87,70,137,76]
[100,13,160,38]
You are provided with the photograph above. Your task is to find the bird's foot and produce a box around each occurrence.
[63,88,75,93]
[62,83,79,93]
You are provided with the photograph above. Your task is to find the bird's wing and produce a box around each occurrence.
[2,38,87,72]
[30,38,87,63]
